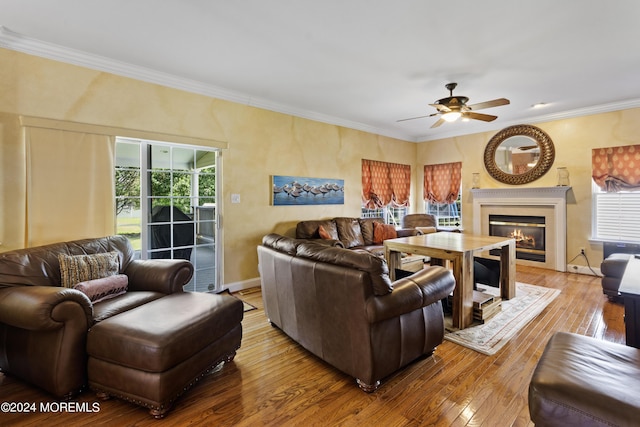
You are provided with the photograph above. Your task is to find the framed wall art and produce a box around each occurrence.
[272,175,344,206]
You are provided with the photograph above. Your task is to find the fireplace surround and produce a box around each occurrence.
[471,187,570,271]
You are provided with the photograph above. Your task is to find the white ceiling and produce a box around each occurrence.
[2,0,640,142]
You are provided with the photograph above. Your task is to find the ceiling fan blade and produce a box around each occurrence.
[396,112,439,122]
[464,112,498,122]
[467,98,510,111]
[430,117,446,128]
[429,103,451,112]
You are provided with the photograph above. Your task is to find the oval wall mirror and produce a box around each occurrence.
[483,124,555,185]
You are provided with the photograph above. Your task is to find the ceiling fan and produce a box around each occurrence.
[398,83,510,128]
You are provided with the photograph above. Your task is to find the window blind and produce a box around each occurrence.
[594,192,640,242]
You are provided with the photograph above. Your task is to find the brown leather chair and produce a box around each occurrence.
[401,213,439,234]
[601,253,633,300]
[0,236,193,399]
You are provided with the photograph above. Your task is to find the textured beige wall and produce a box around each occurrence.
[4,47,640,282]
[416,108,640,267]
[0,48,417,285]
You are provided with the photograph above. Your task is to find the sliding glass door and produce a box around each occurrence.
[115,138,220,292]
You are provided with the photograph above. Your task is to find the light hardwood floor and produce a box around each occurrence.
[0,266,624,426]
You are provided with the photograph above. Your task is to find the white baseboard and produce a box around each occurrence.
[221,277,261,293]
[567,264,602,276]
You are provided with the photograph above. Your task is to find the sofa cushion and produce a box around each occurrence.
[335,217,365,248]
[373,221,397,244]
[92,291,166,323]
[74,274,129,303]
[0,235,133,288]
[58,252,120,287]
[296,242,393,295]
[296,220,338,240]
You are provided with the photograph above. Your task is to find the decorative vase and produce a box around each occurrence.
[472,173,480,189]
[557,167,570,186]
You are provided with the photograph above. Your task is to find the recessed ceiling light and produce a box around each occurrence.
[532,102,548,109]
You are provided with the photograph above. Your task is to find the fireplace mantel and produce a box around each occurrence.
[470,187,571,199]
[471,187,570,271]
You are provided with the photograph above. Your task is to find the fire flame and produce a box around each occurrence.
[509,229,536,248]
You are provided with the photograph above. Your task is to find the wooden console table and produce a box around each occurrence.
[619,256,640,348]
[384,232,516,329]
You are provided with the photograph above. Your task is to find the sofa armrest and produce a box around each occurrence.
[396,228,421,237]
[365,266,455,323]
[0,286,92,331]
[124,259,194,294]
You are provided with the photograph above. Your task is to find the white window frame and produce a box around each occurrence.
[361,206,408,227]
[424,189,462,228]
[115,137,222,292]
[592,180,640,243]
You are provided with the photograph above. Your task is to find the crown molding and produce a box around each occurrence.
[2,26,639,144]
[0,26,413,142]
[418,98,640,142]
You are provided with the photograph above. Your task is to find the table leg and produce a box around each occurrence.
[452,253,474,329]
[386,248,401,281]
[500,240,516,300]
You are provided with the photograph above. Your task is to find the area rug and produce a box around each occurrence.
[444,282,560,355]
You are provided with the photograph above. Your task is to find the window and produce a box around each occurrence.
[361,206,408,226]
[592,145,640,243]
[115,138,220,292]
[425,191,462,228]
[361,159,411,226]
[423,162,462,228]
[592,181,640,242]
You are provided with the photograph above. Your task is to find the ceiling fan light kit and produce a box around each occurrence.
[443,111,462,122]
[398,82,510,128]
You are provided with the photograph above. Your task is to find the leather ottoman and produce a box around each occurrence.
[529,332,640,426]
[87,292,243,418]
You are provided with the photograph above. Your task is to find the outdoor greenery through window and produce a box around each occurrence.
[115,137,220,292]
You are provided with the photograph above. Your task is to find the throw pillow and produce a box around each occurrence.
[318,225,332,240]
[373,221,398,244]
[58,251,120,288]
[74,274,129,303]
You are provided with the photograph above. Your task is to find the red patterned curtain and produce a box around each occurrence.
[592,145,640,192]
[423,161,462,203]
[362,159,411,209]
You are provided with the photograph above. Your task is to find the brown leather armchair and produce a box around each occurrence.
[601,253,633,300]
[401,213,439,234]
[0,235,193,399]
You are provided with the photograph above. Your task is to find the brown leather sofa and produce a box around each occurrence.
[529,332,640,426]
[295,217,420,257]
[0,235,194,399]
[257,233,456,392]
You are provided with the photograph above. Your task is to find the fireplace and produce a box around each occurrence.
[489,214,546,262]
[471,187,570,272]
